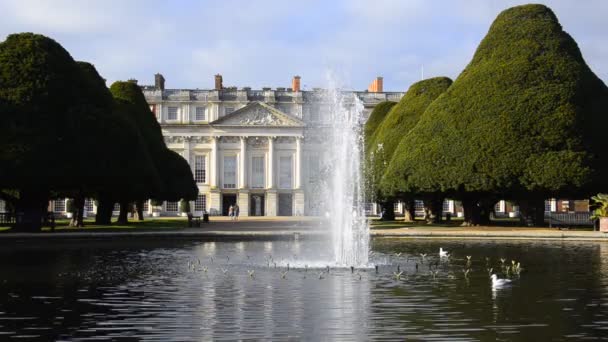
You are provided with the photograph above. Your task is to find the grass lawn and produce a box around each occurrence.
[369,217,595,231]
[0,217,190,233]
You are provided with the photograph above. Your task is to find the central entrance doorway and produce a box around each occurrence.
[278,193,293,216]
[222,194,237,216]
[250,194,265,216]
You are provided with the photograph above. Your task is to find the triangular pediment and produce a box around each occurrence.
[211,102,305,127]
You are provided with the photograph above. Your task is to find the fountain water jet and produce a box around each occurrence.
[317,76,370,267]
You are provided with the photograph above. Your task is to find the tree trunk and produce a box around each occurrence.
[403,200,416,222]
[14,189,48,232]
[69,194,85,227]
[519,198,545,227]
[135,199,145,221]
[380,201,395,221]
[425,197,443,224]
[95,198,114,225]
[477,198,494,226]
[116,201,130,224]
[462,198,481,226]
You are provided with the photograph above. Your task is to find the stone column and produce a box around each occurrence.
[211,136,218,188]
[266,136,277,216]
[295,136,302,189]
[240,136,247,189]
[267,136,275,188]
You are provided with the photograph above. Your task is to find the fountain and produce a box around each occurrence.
[317,78,370,267]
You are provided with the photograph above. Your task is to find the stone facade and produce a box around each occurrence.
[141,74,405,217]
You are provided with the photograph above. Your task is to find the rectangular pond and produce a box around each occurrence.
[1,238,607,341]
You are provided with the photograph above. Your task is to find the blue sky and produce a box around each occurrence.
[1,0,606,91]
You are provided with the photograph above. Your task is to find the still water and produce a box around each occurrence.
[1,238,607,341]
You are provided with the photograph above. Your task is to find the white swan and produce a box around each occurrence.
[439,247,449,258]
[491,274,511,288]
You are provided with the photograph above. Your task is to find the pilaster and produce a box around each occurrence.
[266,190,277,216]
[238,190,249,217]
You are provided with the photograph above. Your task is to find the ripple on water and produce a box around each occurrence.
[0,239,608,340]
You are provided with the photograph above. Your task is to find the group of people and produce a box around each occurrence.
[228,204,240,220]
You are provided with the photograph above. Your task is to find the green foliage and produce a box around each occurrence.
[364,101,396,151]
[0,33,86,191]
[591,193,608,220]
[110,81,197,202]
[366,78,451,200]
[381,4,608,200]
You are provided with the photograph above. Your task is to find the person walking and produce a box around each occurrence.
[234,204,240,221]
[228,205,234,220]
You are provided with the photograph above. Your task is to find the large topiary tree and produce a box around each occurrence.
[372,77,452,222]
[382,4,608,226]
[0,33,100,230]
[109,81,198,223]
[364,101,396,220]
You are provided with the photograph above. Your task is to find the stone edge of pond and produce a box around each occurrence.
[371,231,608,242]
[0,230,328,242]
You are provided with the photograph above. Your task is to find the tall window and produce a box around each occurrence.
[393,202,400,212]
[194,155,206,183]
[54,199,65,212]
[309,105,320,122]
[251,156,265,188]
[279,156,293,189]
[143,200,149,212]
[223,156,237,188]
[85,199,94,212]
[113,203,120,212]
[195,106,206,121]
[308,155,319,183]
[166,201,178,212]
[415,200,425,212]
[443,200,451,213]
[168,106,178,120]
[195,195,207,212]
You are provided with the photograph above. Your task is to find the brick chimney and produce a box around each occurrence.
[367,76,383,92]
[214,74,223,90]
[154,73,165,90]
[292,75,301,92]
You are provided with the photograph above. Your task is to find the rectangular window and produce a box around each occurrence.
[443,200,450,212]
[194,155,206,183]
[251,156,265,188]
[168,106,178,120]
[195,106,206,121]
[113,203,120,212]
[494,202,502,213]
[195,195,207,212]
[85,199,94,212]
[143,200,149,212]
[394,202,400,212]
[308,155,319,183]
[415,200,425,211]
[225,107,235,115]
[54,199,65,212]
[223,156,237,188]
[166,201,178,212]
[279,156,293,189]
[309,105,320,122]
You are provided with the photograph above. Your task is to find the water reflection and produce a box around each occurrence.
[0,239,607,340]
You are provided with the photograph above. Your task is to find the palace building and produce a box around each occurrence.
[140,74,404,217]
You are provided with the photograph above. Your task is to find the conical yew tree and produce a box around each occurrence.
[382,4,608,226]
